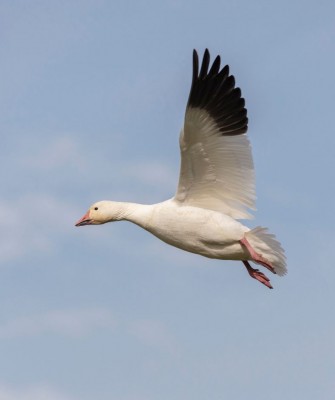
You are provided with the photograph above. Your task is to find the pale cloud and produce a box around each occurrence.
[0,193,78,263]
[127,318,179,355]
[125,161,177,188]
[15,132,177,200]
[0,168,185,265]
[20,136,85,170]
[0,306,179,356]
[0,308,116,339]
[0,382,76,400]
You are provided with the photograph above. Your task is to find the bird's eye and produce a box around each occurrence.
[94,207,98,211]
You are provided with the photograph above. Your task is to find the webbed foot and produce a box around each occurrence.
[242,260,273,289]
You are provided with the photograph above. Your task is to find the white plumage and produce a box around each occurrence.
[76,49,286,289]
[177,107,255,218]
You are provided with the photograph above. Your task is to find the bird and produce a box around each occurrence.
[75,49,286,289]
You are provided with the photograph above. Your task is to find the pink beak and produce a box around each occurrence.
[75,211,93,227]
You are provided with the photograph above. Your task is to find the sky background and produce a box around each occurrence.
[1,0,335,399]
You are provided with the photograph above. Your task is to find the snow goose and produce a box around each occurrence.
[75,49,286,289]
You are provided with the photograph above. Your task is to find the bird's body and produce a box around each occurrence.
[95,200,249,259]
[144,201,247,260]
[76,49,287,288]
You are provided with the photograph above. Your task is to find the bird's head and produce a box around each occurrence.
[75,201,118,226]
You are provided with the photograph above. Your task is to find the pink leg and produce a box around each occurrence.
[240,237,276,274]
[243,261,273,289]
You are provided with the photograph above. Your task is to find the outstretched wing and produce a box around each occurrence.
[174,49,255,219]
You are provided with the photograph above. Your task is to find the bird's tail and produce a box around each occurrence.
[244,226,287,276]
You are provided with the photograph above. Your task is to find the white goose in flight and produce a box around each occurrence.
[75,49,286,289]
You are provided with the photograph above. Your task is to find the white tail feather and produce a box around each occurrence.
[245,227,287,276]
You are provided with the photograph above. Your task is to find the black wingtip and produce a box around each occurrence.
[199,49,210,80]
[192,50,199,84]
[187,49,248,136]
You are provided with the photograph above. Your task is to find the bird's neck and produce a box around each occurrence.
[106,201,155,229]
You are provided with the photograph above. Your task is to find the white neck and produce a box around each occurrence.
[105,201,155,229]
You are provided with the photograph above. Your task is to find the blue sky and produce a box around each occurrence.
[1,0,335,399]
